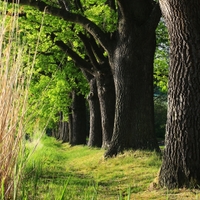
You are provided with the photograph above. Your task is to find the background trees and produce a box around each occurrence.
[5,0,162,155]
[3,0,170,155]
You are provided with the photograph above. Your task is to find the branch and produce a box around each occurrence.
[78,33,100,71]
[88,34,107,64]
[6,0,112,53]
[54,38,94,74]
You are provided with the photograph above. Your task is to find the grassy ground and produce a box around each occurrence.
[20,136,200,200]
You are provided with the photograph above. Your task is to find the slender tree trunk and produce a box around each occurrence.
[70,90,87,145]
[57,112,64,140]
[159,0,200,188]
[105,0,160,157]
[87,77,102,147]
[57,112,69,142]
[68,107,73,144]
[61,121,69,142]
[96,70,115,149]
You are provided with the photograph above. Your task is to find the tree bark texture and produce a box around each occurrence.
[159,0,200,188]
[96,69,115,149]
[87,77,102,147]
[105,0,160,157]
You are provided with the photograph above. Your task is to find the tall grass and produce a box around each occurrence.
[0,2,34,198]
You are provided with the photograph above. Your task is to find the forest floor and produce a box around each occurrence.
[21,135,200,200]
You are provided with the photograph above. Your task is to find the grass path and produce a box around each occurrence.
[21,136,200,199]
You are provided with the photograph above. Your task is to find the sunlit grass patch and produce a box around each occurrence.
[21,136,200,199]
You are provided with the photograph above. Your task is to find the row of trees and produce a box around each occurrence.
[3,0,200,189]
[14,0,163,154]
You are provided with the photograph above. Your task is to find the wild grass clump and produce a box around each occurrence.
[0,2,34,198]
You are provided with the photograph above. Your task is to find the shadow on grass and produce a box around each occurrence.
[21,163,99,200]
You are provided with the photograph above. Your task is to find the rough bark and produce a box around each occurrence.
[96,70,115,149]
[87,77,102,147]
[159,0,200,188]
[105,0,161,157]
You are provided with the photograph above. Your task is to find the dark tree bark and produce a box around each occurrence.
[81,35,116,149]
[87,76,102,147]
[68,107,73,144]
[61,121,69,142]
[105,0,161,157]
[70,90,87,145]
[77,33,115,149]
[57,112,69,142]
[96,70,115,148]
[55,36,115,149]
[159,0,200,189]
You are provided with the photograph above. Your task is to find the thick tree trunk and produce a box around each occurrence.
[96,70,115,149]
[159,0,200,188]
[105,0,160,157]
[87,77,102,147]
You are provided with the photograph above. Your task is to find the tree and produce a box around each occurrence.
[55,33,115,148]
[7,0,161,155]
[84,72,102,147]
[105,0,161,156]
[70,89,87,145]
[159,0,200,188]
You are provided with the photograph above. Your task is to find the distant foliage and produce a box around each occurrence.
[154,20,169,93]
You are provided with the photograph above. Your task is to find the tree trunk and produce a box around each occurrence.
[62,122,69,142]
[58,116,69,143]
[96,69,115,149]
[78,35,115,149]
[70,90,87,145]
[105,0,160,157]
[87,77,102,147]
[159,0,200,188]
[68,107,73,144]
[57,112,64,141]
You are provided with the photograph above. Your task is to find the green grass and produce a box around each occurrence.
[19,136,200,200]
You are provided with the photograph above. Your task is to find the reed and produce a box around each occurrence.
[0,2,32,198]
